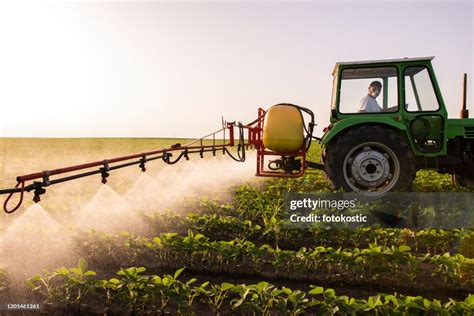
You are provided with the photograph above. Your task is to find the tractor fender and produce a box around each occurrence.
[320,117,408,146]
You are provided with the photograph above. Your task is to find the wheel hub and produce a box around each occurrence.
[349,148,391,188]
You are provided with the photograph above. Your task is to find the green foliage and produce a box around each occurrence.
[29,265,474,315]
[72,229,474,293]
[27,258,96,307]
[184,212,474,256]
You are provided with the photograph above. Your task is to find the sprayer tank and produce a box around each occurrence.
[262,104,304,153]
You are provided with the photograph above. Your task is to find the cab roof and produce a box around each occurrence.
[332,56,434,75]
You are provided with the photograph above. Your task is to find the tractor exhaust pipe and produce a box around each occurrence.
[460,73,469,118]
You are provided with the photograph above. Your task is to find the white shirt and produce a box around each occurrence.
[358,95,382,112]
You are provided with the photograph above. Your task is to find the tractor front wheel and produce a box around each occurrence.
[325,126,416,195]
[453,175,474,189]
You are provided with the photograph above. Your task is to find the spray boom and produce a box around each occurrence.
[0,121,253,213]
[0,104,318,214]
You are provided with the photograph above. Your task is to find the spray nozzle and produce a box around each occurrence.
[101,172,109,184]
[139,154,147,172]
[32,182,46,203]
[100,160,110,184]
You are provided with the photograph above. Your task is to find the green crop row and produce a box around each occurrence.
[74,230,474,293]
[189,214,474,255]
[151,231,474,291]
[145,211,474,257]
[28,260,474,315]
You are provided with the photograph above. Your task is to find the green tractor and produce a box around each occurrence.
[319,56,474,194]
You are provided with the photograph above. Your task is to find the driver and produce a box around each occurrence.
[358,81,382,112]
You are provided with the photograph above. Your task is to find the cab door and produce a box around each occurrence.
[402,65,446,154]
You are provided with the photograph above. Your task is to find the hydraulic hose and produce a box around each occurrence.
[162,151,186,165]
[224,122,246,162]
[2,181,25,214]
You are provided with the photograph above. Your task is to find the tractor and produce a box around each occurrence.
[318,56,474,193]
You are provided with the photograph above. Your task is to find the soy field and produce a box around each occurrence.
[0,138,473,315]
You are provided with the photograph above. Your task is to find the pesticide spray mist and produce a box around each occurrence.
[0,151,258,288]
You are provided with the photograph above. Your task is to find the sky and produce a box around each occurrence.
[0,0,472,138]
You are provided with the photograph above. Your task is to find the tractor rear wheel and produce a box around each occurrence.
[325,126,416,195]
[453,175,474,189]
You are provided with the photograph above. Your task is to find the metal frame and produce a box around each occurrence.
[252,108,307,178]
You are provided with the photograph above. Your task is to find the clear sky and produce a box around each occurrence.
[0,0,472,138]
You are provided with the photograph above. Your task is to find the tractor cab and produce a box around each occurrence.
[328,57,447,155]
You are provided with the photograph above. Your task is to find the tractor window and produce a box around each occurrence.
[338,67,398,114]
[404,67,439,112]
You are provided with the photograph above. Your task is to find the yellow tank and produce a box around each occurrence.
[262,104,304,153]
